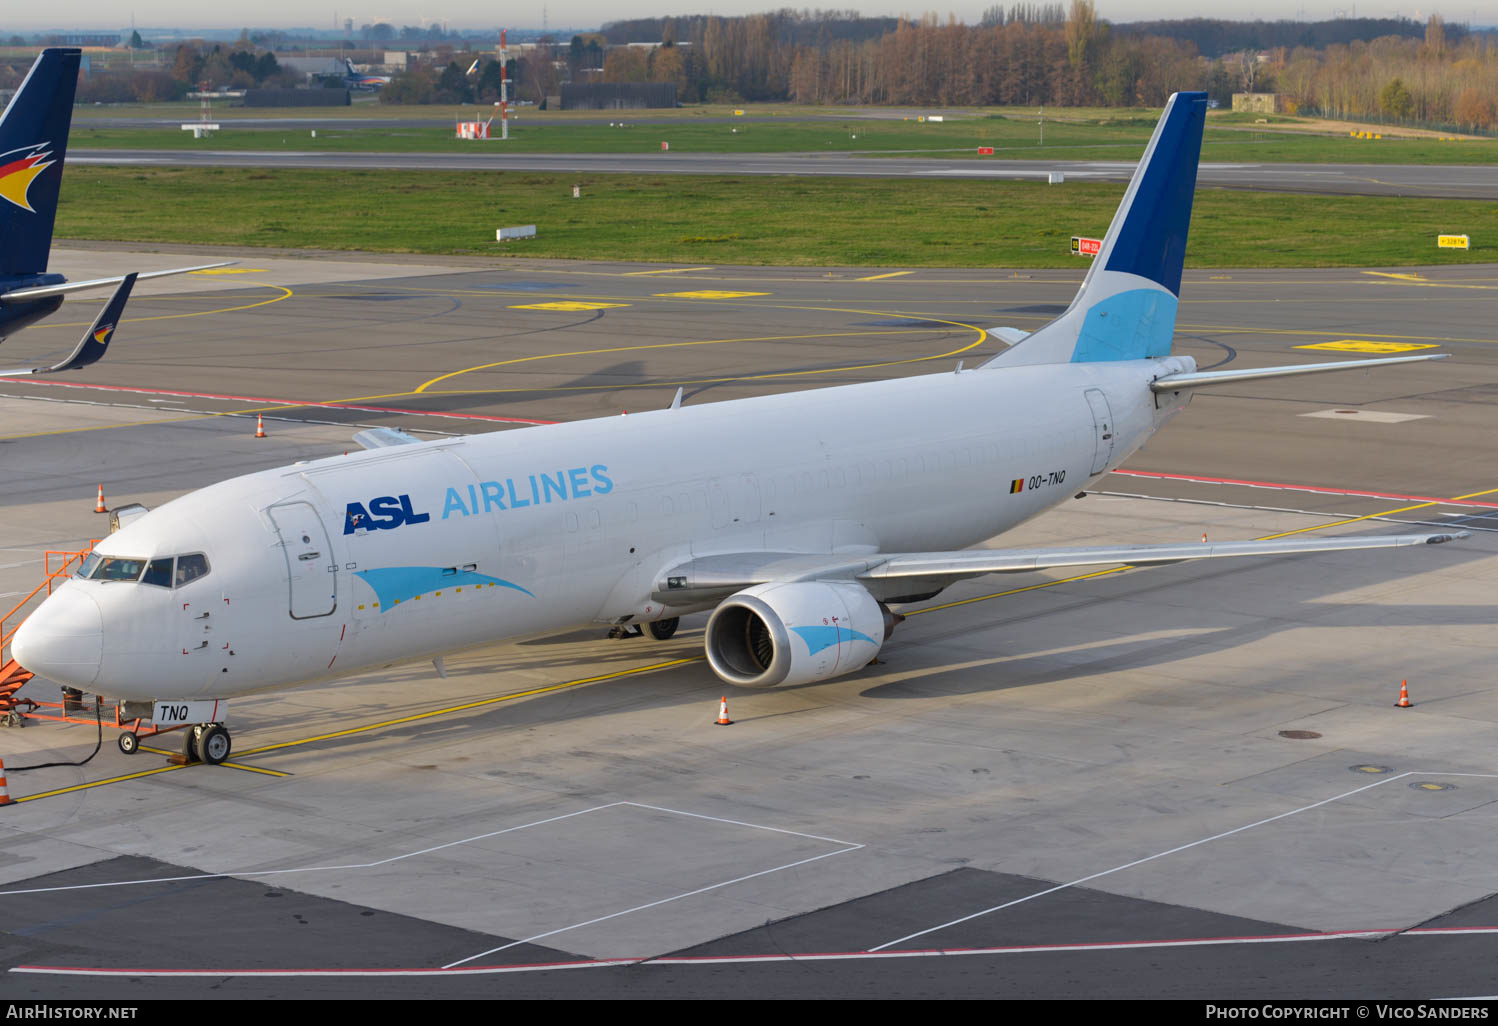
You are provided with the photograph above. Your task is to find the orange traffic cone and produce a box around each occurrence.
[715,696,733,726]
[0,757,12,806]
[93,484,108,514]
[1395,679,1412,708]
[254,414,266,438]
[1201,532,1207,543]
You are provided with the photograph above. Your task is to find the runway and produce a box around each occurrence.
[2,252,1497,999]
[68,148,1498,199]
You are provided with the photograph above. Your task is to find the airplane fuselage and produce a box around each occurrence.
[17,356,1195,703]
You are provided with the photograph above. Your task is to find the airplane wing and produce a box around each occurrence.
[352,426,423,449]
[652,530,1467,605]
[0,273,135,377]
[0,262,236,302]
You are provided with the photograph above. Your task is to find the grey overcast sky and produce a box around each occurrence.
[3,2,1481,31]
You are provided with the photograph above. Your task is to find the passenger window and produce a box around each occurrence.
[94,557,146,582]
[141,558,173,588]
[175,553,210,586]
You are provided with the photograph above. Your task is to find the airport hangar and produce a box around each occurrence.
[1,237,1497,998]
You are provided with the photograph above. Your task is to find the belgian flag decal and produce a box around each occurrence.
[1010,479,1024,494]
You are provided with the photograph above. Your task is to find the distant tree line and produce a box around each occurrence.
[588,5,1498,129]
[1113,16,1468,58]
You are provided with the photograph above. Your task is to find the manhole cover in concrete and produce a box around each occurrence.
[1351,764,1392,774]
[1410,781,1456,792]
[1279,729,1322,739]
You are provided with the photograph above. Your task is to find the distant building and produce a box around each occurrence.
[55,33,121,47]
[1232,92,1279,114]
[278,57,346,80]
[561,82,677,110]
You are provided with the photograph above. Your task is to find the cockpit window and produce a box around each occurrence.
[141,558,174,588]
[80,553,210,587]
[175,553,210,586]
[91,556,148,582]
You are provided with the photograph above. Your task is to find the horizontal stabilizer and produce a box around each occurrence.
[1150,353,1448,392]
[1,262,237,302]
[987,327,1030,346]
[352,426,423,449]
[0,272,136,377]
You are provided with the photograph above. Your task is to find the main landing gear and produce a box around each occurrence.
[608,617,680,641]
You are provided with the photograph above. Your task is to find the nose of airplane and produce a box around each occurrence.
[10,585,103,689]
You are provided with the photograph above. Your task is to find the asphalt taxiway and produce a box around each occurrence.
[67,149,1498,199]
[1,253,1497,999]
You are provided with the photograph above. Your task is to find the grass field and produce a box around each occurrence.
[55,166,1495,268]
[67,108,1495,164]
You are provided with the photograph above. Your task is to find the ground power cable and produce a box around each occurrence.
[7,697,103,771]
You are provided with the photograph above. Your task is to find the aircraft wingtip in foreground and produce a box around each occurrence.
[11,90,1464,764]
[0,47,233,348]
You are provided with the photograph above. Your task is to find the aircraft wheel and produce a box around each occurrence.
[198,724,232,766]
[183,725,200,763]
[117,732,139,756]
[646,618,680,641]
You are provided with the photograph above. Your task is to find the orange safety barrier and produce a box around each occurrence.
[1,542,99,692]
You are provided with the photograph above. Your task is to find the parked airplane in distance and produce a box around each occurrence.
[343,58,391,91]
[0,48,231,344]
[12,92,1465,766]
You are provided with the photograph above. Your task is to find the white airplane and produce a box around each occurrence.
[11,92,1465,766]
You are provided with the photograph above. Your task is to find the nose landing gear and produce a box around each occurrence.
[182,722,232,765]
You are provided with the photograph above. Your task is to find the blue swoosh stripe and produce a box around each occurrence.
[790,624,877,656]
[355,566,533,611]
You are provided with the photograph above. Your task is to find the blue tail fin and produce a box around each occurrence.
[0,48,80,277]
[986,91,1208,368]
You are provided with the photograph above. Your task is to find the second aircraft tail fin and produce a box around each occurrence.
[0,47,80,278]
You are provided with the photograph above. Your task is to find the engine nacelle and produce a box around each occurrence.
[705,581,890,688]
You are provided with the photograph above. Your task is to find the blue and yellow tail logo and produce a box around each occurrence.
[0,142,55,213]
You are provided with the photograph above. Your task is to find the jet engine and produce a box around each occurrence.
[704,581,896,688]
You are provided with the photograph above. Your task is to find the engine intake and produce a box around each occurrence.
[705,581,890,688]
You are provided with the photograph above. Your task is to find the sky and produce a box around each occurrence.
[3,2,1485,32]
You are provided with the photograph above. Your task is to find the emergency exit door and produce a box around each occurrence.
[1084,388,1115,475]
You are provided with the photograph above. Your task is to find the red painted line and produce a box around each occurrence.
[16,379,557,425]
[1113,469,1498,510]
[17,926,1453,977]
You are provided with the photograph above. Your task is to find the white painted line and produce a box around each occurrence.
[0,797,864,969]
[622,801,860,847]
[870,771,1498,952]
[441,800,863,968]
[442,844,864,968]
[0,802,629,897]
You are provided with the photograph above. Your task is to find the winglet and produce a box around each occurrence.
[0,272,135,377]
[62,272,136,371]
